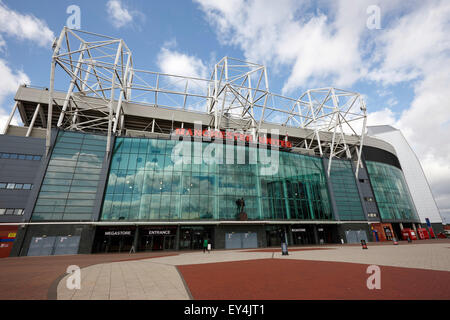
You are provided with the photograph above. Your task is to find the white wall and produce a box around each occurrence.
[367,126,443,223]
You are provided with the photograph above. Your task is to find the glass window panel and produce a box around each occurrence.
[72,173,101,181]
[136,154,146,170]
[149,194,161,219]
[41,185,70,192]
[62,213,92,220]
[129,193,141,220]
[180,195,190,219]
[66,199,95,206]
[138,139,148,154]
[47,166,76,173]
[64,206,93,214]
[70,186,97,193]
[80,144,106,152]
[169,194,180,219]
[138,194,151,220]
[67,193,97,200]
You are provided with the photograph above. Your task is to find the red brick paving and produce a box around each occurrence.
[178,259,450,300]
[0,251,180,300]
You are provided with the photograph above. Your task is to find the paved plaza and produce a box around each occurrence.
[0,240,449,300]
[56,240,450,300]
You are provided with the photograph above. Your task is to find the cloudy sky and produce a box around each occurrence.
[0,0,449,223]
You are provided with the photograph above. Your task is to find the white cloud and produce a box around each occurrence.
[155,45,209,111]
[0,1,54,48]
[157,47,208,79]
[195,0,391,93]
[0,59,30,132]
[106,0,134,28]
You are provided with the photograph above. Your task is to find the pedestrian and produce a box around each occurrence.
[203,238,208,253]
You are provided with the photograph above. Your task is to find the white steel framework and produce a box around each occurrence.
[42,27,368,176]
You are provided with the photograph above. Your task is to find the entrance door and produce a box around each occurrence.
[107,234,133,253]
[345,230,368,244]
[152,236,164,251]
[292,226,315,245]
[384,227,393,241]
[140,235,153,252]
[27,237,56,256]
[225,232,258,249]
[164,236,175,250]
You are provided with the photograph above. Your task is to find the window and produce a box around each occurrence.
[0,182,33,190]
[359,179,365,183]
[0,208,24,215]
[0,152,42,161]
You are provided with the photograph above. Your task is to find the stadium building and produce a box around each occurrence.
[0,28,444,257]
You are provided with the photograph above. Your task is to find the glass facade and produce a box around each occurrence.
[31,131,107,221]
[328,160,365,220]
[101,137,333,221]
[366,161,418,221]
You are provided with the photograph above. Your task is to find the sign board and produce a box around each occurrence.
[173,128,292,148]
[425,218,432,228]
[292,228,306,232]
[104,231,132,236]
[8,233,16,238]
[148,230,174,236]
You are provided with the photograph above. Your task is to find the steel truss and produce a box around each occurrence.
[44,27,367,177]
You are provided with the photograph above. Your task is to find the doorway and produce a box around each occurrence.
[292,225,315,245]
[93,227,135,253]
[139,234,176,251]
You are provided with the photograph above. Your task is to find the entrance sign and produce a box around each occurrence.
[148,230,174,235]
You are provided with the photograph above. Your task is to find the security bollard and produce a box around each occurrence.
[361,239,368,249]
[281,242,289,255]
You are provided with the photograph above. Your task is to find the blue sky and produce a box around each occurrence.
[0,0,449,222]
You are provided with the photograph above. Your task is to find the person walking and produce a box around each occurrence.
[203,238,208,253]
